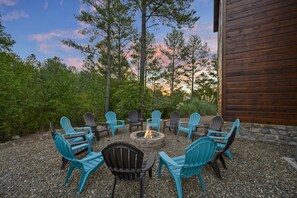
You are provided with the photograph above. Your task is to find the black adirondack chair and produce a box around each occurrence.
[127,110,144,132]
[102,141,155,198]
[192,115,224,142]
[208,126,237,179]
[50,123,89,169]
[83,112,109,140]
[163,111,180,134]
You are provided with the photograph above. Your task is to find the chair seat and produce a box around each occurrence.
[179,127,190,133]
[130,122,142,126]
[167,155,185,177]
[165,123,177,128]
[82,152,103,171]
[148,123,159,127]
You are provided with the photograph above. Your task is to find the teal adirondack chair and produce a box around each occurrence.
[158,137,217,197]
[146,110,162,132]
[105,111,126,136]
[207,119,240,160]
[60,116,95,144]
[177,112,201,139]
[53,132,104,193]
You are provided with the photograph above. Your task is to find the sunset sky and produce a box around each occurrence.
[0,0,217,69]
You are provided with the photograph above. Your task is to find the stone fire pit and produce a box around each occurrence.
[130,131,165,152]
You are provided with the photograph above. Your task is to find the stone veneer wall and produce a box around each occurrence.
[223,121,297,146]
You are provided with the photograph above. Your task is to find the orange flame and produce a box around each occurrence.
[144,126,152,139]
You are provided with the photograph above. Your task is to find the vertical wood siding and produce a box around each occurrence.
[222,0,297,125]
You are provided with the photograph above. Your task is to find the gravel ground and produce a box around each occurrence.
[1,118,297,198]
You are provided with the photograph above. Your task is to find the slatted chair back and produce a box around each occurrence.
[209,116,224,131]
[151,110,162,123]
[221,126,237,154]
[105,111,117,125]
[170,112,180,126]
[188,112,201,128]
[83,112,97,127]
[128,110,139,123]
[60,116,75,134]
[232,119,240,134]
[102,141,144,181]
[53,133,76,161]
[181,137,217,178]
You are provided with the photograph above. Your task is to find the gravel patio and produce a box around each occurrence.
[1,118,297,198]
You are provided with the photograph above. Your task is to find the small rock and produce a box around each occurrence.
[12,135,20,140]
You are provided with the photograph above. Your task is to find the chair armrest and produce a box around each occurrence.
[71,143,90,151]
[64,132,86,139]
[146,118,152,122]
[209,136,228,141]
[79,152,103,162]
[70,140,89,146]
[207,130,228,136]
[159,152,182,167]
[143,153,156,171]
[196,124,209,129]
[138,118,144,122]
[178,121,188,128]
[74,127,92,134]
[117,120,125,124]
[215,140,227,145]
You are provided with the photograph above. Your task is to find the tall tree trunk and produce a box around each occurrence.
[118,27,121,80]
[171,49,175,97]
[191,49,195,100]
[140,0,147,114]
[105,0,111,112]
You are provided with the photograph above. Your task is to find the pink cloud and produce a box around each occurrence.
[39,43,51,53]
[64,57,84,70]
[2,10,29,21]
[0,0,16,6]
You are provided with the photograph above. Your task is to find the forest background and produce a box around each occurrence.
[0,0,217,141]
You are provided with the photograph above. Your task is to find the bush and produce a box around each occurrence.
[179,98,217,117]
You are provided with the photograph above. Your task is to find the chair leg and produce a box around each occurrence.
[111,177,117,198]
[78,171,91,193]
[197,172,206,193]
[95,131,100,141]
[61,157,68,170]
[187,131,192,140]
[149,168,153,179]
[218,154,227,170]
[139,177,144,198]
[174,177,183,198]
[225,149,233,160]
[208,160,222,179]
[141,123,143,131]
[158,159,164,177]
[177,130,180,137]
[64,165,75,184]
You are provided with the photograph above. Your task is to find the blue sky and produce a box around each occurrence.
[0,0,217,69]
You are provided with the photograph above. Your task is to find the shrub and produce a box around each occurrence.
[179,98,217,117]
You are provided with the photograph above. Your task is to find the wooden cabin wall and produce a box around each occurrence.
[221,0,297,125]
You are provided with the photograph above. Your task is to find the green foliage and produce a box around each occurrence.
[0,20,15,52]
[179,98,217,117]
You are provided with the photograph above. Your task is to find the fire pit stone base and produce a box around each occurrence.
[130,131,165,152]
